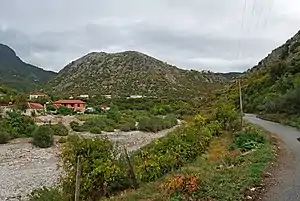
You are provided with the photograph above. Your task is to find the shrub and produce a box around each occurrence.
[70,121,83,132]
[58,137,67,144]
[32,125,54,148]
[0,130,10,144]
[233,127,267,152]
[5,111,37,138]
[90,126,102,134]
[57,106,74,115]
[51,123,68,136]
[28,187,67,201]
[61,136,132,200]
[120,122,136,132]
[104,126,115,132]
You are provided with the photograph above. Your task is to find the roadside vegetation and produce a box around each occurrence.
[26,98,275,201]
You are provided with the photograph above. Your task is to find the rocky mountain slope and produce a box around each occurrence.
[223,30,300,115]
[0,44,56,91]
[44,51,230,98]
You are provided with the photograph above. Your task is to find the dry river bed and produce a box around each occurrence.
[0,126,179,201]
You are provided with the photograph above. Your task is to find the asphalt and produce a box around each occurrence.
[244,114,300,201]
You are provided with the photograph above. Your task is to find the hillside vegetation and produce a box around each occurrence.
[44,51,230,98]
[242,30,300,115]
[0,44,56,91]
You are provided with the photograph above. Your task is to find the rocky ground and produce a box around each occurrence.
[0,139,60,201]
[0,125,179,200]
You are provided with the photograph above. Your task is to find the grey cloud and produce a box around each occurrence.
[0,0,300,72]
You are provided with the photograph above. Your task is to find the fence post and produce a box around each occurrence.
[75,155,81,201]
[124,147,138,188]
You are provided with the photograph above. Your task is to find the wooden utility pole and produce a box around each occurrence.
[238,79,244,130]
[75,156,81,201]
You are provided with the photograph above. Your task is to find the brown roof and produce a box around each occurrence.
[27,102,44,110]
[53,100,86,104]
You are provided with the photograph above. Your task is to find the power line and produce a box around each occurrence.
[236,0,248,59]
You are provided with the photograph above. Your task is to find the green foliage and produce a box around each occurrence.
[0,44,56,92]
[28,187,67,201]
[70,121,84,132]
[50,123,68,136]
[46,104,56,111]
[233,127,267,152]
[138,115,177,133]
[213,100,239,130]
[3,110,37,138]
[32,125,54,148]
[57,106,74,115]
[107,105,121,123]
[90,126,102,134]
[61,135,132,200]
[58,137,67,144]
[0,130,10,144]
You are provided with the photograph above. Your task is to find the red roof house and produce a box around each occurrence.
[27,102,44,110]
[53,100,86,112]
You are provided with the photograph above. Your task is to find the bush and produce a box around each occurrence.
[28,187,67,201]
[104,126,115,132]
[70,121,84,132]
[58,137,67,144]
[32,125,54,148]
[120,122,136,132]
[138,115,177,132]
[51,123,68,136]
[61,136,132,200]
[0,130,10,144]
[57,106,74,115]
[233,127,267,152]
[5,111,37,138]
[90,126,102,134]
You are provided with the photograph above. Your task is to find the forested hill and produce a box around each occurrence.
[222,30,300,115]
[0,44,56,91]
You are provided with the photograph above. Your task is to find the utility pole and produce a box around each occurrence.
[238,79,244,130]
[75,155,81,201]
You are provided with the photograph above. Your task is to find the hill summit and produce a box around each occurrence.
[44,51,229,98]
[0,44,56,91]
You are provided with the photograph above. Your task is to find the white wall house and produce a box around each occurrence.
[29,93,47,100]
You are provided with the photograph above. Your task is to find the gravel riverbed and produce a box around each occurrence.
[0,126,178,200]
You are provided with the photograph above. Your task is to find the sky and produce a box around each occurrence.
[0,0,300,73]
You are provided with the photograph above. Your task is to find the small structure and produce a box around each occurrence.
[128,95,144,99]
[29,92,47,100]
[100,105,110,111]
[23,102,45,116]
[78,94,89,99]
[53,100,86,112]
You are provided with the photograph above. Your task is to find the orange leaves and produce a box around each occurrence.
[161,174,200,195]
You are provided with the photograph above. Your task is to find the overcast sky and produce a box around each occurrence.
[0,0,300,73]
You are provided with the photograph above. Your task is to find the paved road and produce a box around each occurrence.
[244,114,300,201]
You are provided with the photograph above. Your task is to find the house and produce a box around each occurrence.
[23,102,45,116]
[53,100,86,112]
[128,95,144,99]
[29,92,47,100]
[78,94,89,99]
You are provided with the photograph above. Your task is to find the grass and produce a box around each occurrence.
[258,113,300,130]
[104,128,275,201]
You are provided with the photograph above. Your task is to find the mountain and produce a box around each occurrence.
[43,51,230,98]
[223,30,300,115]
[0,44,56,91]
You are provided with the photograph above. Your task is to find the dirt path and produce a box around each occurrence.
[244,114,300,201]
[0,126,179,200]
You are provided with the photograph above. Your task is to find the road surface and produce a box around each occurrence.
[244,114,300,201]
